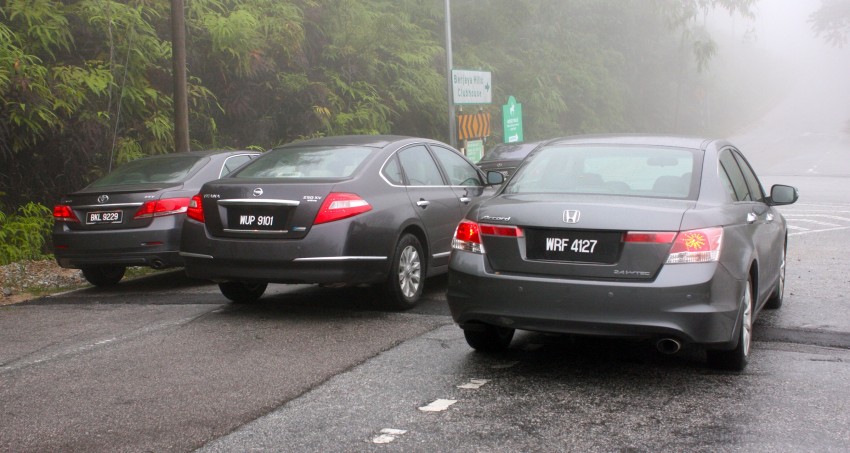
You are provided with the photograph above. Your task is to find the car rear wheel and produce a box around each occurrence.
[707,277,753,371]
[765,246,786,309]
[383,233,424,310]
[463,324,515,352]
[218,281,267,303]
[81,265,126,287]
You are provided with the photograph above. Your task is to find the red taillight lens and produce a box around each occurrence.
[134,197,191,220]
[480,224,524,237]
[313,193,372,225]
[453,220,484,254]
[186,194,205,223]
[623,232,677,243]
[666,227,723,263]
[53,205,80,222]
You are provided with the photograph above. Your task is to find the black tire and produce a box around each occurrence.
[463,324,515,352]
[765,245,786,309]
[81,265,126,287]
[218,281,267,303]
[707,277,753,371]
[383,233,425,310]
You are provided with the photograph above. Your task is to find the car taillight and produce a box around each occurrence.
[186,194,204,223]
[451,221,522,254]
[313,193,372,225]
[134,197,191,220]
[53,205,80,222]
[666,227,723,264]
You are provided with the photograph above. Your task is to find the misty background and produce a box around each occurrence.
[1,0,849,208]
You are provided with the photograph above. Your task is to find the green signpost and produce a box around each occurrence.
[502,96,523,143]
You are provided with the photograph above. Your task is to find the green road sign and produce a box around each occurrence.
[502,96,523,143]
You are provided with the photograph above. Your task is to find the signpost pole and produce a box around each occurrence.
[445,0,457,148]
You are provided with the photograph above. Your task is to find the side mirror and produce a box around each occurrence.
[769,184,799,206]
[487,170,505,185]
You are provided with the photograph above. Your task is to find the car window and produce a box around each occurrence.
[480,142,538,161]
[430,145,482,186]
[220,155,253,177]
[233,146,373,178]
[382,155,404,185]
[718,149,752,201]
[398,145,445,186]
[89,155,205,187]
[503,145,698,199]
[732,150,766,202]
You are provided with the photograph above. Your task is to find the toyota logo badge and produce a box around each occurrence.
[97,195,109,204]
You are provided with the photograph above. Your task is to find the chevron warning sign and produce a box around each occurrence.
[457,113,491,141]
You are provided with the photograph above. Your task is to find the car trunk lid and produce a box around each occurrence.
[476,194,696,280]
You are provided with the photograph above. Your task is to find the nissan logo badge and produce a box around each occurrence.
[97,195,109,204]
[253,188,263,197]
[563,210,580,224]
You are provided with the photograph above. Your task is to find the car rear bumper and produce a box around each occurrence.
[446,251,746,348]
[179,219,390,284]
[52,218,184,269]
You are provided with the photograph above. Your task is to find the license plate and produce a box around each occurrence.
[86,210,123,224]
[525,229,621,264]
[227,207,281,230]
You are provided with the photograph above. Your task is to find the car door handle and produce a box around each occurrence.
[747,212,757,223]
[459,197,471,204]
[416,199,430,208]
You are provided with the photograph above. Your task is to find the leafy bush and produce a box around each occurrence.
[0,202,53,265]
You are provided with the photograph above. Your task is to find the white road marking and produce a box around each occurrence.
[418,399,457,412]
[457,379,489,389]
[786,225,810,231]
[789,226,850,237]
[371,429,407,444]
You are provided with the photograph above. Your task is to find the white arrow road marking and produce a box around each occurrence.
[457,379,489,389]
[371,429,407,444]
[418,399,457,412]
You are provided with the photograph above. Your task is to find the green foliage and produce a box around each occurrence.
[0,202,53,265]
[810,0,850,47]
[1,0,762,214]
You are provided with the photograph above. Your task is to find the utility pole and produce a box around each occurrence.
[445,0,456,148]
[171,0,190,152]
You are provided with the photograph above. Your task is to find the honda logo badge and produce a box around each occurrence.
[563,210,580,224]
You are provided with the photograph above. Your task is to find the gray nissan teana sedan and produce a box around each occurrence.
[180,135,496,309]
[447,135,799,371]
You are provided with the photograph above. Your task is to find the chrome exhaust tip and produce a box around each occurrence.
[656,338,682,355]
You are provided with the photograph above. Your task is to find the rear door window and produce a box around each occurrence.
[397,146,445,186]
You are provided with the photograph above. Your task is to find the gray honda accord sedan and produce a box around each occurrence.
[447,135,798,371]
[180,135,496,308]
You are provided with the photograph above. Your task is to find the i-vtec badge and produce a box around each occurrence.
[481,215,511,222]
[563,210,580,224]
[253,188,263,197]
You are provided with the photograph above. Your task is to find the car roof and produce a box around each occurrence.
[135,150,258,159]
[544,134,716,151]
[279,135,419,149]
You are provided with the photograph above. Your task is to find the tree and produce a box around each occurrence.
[810,0,850,47]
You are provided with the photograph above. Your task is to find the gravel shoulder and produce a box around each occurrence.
[0,259,87,305]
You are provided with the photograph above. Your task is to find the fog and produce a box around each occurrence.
[707,0,850,175]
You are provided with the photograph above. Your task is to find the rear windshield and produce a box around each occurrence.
[89,155,205,187]
[479,142,539,162]
[233,146,374,178]
[503,145,700,199]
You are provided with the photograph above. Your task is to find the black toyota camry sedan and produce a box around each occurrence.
[180,135,498,308]
[447,135,798,371]
[53,150,260,286]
